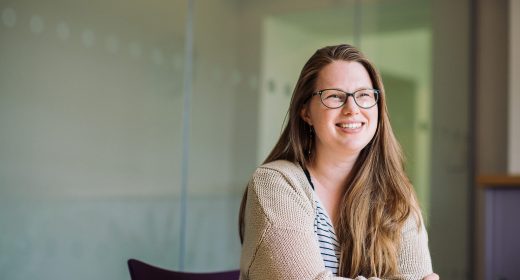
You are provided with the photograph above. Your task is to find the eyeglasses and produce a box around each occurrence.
[312,88,379,109]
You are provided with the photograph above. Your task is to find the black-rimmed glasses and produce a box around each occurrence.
[312,88,379,109]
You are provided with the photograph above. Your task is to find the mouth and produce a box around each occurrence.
[336,122,364,129]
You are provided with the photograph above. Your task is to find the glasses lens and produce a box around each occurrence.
[321,89,347,108]
[354,89,377,108]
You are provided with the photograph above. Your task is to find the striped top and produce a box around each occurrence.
[303,169,341,276]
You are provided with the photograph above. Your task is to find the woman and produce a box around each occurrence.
[238,44,437,280]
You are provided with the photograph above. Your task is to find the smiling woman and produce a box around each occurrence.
[238,44,436,279]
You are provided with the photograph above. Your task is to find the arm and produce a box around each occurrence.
[396,215,434,280]
[240,166,379,280]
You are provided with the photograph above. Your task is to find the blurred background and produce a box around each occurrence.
[0,0,518,279]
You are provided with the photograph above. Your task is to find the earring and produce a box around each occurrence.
[308,125,313,157]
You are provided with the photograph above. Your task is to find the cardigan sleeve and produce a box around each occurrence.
[394,215,433,280]
[239,166,379,280]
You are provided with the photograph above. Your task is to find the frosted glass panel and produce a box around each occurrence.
[0,0,186,279]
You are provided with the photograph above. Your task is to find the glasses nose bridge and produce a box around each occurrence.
[343,92,358,108]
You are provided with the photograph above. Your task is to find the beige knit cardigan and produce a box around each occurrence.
[240,160,433,280]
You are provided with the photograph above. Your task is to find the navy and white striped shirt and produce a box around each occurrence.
[304,169,341,276]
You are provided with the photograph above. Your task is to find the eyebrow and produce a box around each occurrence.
[317,87,374,93]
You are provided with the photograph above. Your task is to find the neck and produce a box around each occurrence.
[309,145,359,193]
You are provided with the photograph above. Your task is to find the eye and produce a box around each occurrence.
[325,94,342,99]
[355,90,374,99]
[322,90,346,100]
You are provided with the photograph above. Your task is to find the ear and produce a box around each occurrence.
[300,105,312,126]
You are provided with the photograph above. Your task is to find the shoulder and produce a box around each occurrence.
[401,212,421,234]
[250,160,302,184]
[250,160,312,195]
[247,160,315,222]
[258,159,303,175]
[400,200,426,237]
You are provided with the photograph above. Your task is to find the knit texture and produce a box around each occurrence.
[240,160,433,280]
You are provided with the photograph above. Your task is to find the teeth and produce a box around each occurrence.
[339,123,362,129]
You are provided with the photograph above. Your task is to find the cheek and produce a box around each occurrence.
[372,110,379,127]
[309,105,332,127]
[367,109,379,135]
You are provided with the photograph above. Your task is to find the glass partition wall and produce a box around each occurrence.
[0,1,187,279]
[0,0,470,279]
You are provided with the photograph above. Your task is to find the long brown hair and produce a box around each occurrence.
[238,44,421,278]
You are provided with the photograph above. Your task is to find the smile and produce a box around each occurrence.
[337,122,364,129]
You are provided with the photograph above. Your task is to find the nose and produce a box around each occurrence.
[341,95,360,115]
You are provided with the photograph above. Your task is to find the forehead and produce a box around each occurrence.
[316,60,373,91]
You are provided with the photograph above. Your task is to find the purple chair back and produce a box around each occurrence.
[127,259,240,280]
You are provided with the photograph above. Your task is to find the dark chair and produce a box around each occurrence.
[127,259,240,280]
